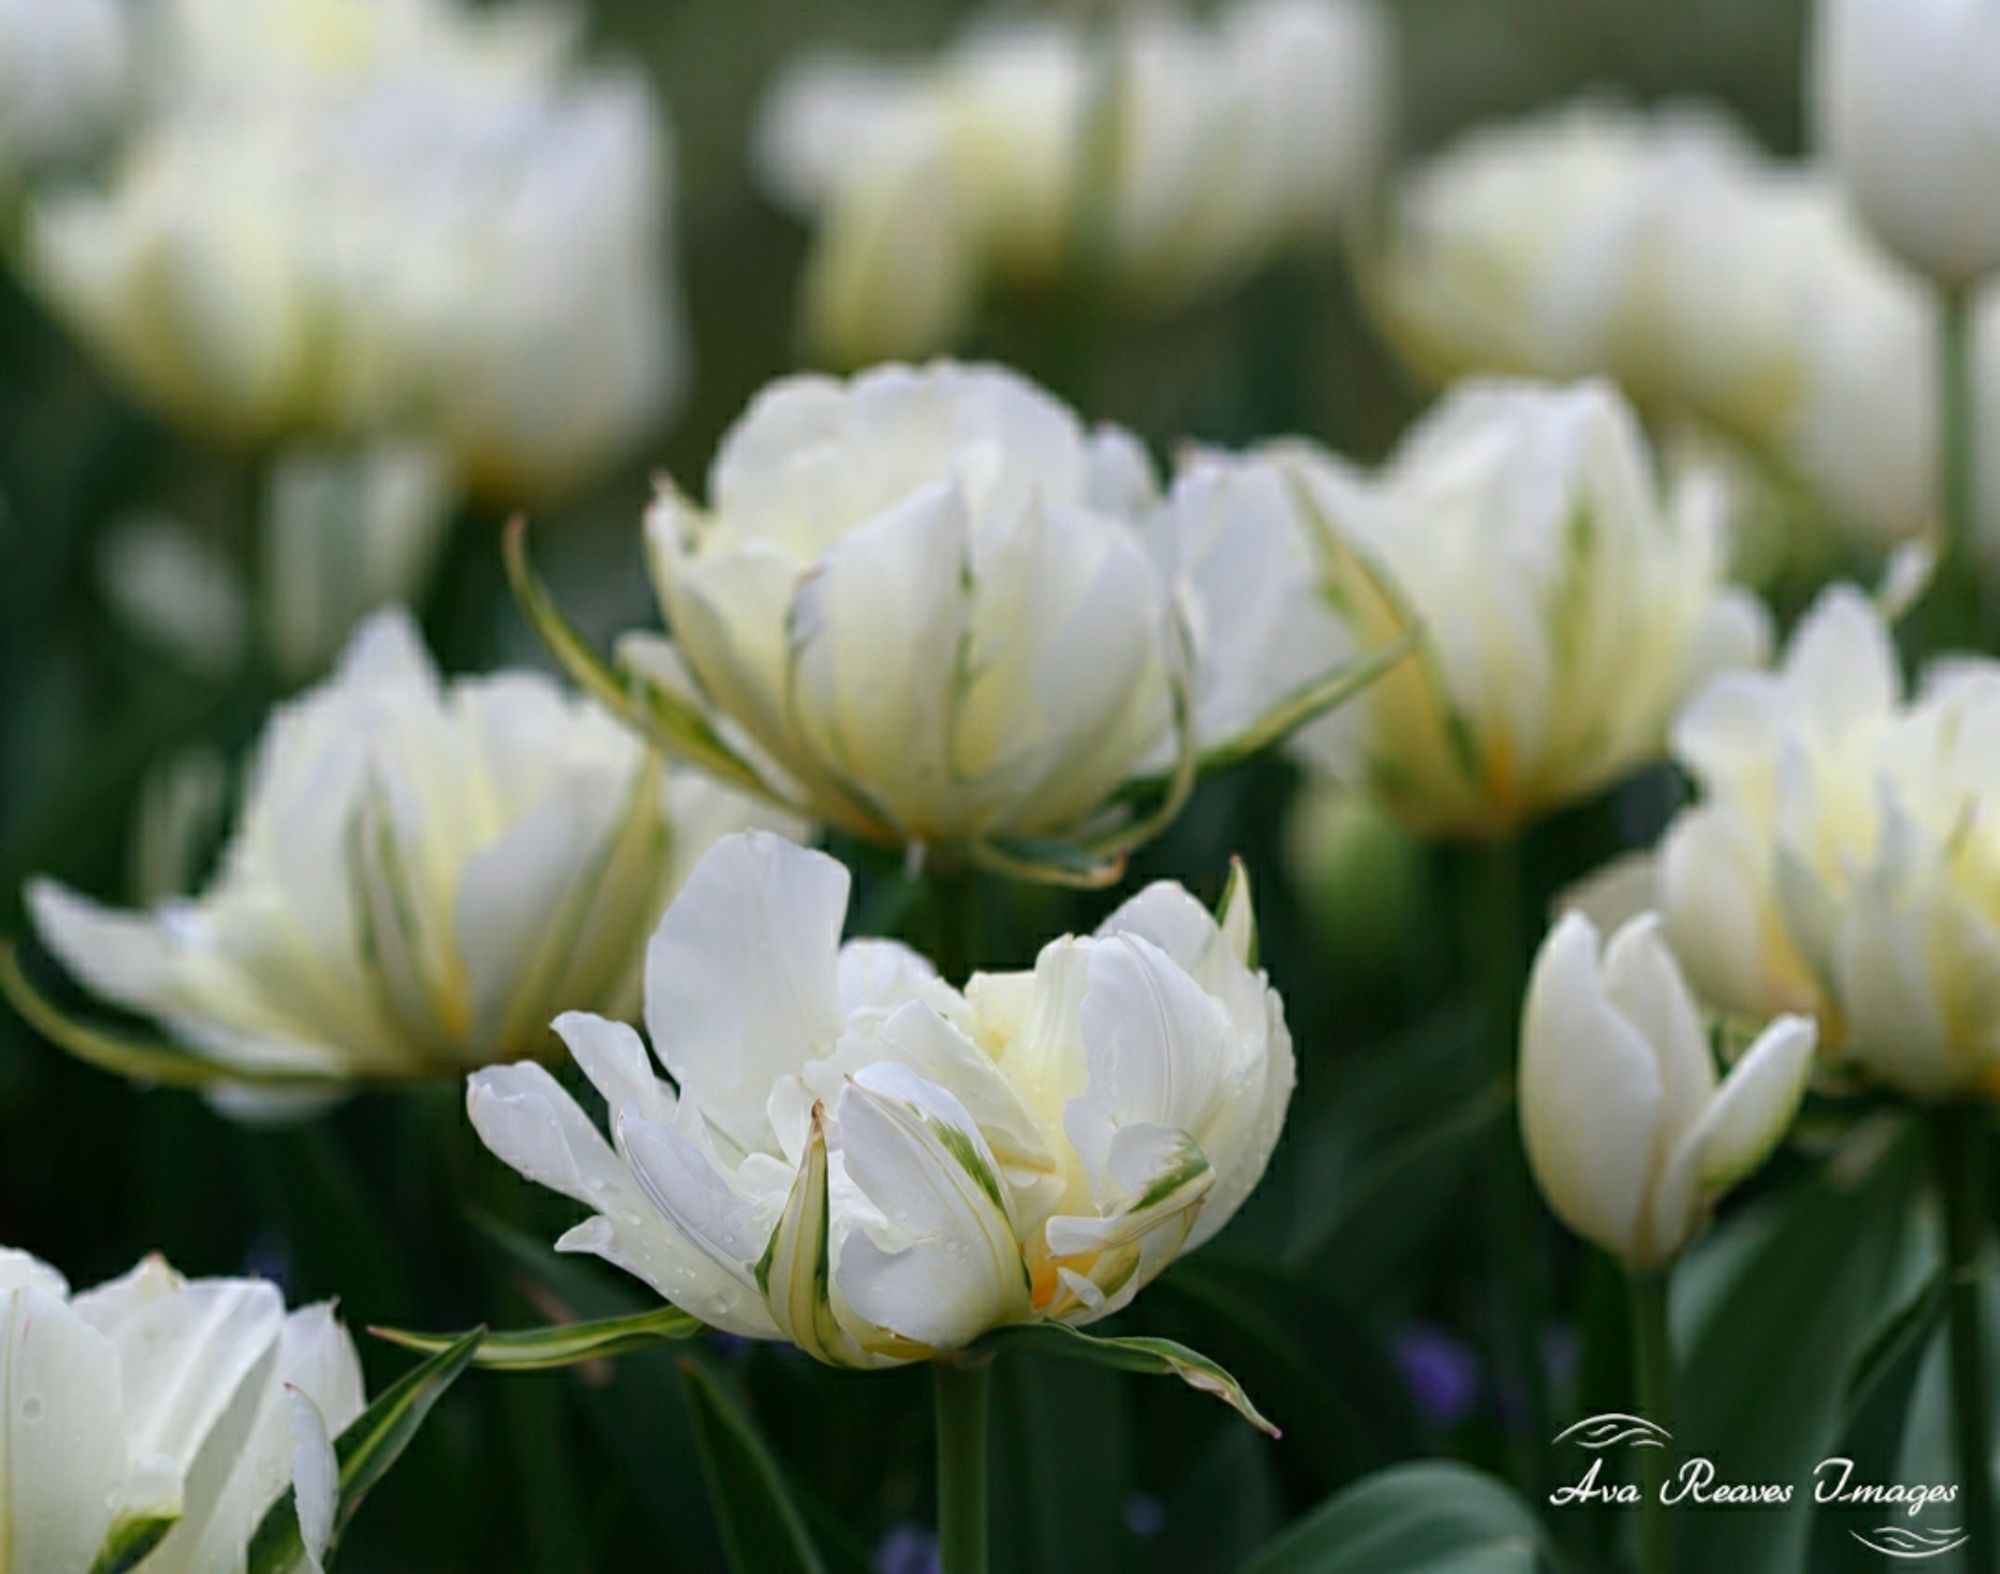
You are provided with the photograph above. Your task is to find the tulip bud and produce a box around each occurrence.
[0,1247,363,1569]
[1812,0,2000,290]
[1520,911,1815,1269]
[467,832,1294,1363]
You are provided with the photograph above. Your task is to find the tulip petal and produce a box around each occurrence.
[1686,1014,1816,1192]
[285,1388,338,1573]
[1599,915,1716,1150]
[643,832,849,1157]
[1518,912,1663,1262]
[830,1063,1030,1352]
[618,1110,780,1336]
[1,1284,136,1573]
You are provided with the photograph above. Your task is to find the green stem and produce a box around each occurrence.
[924,867,979,986]
[934,1358,992,1574]
[1630,1269,1675,1574]
[1462,839,1553,1498]
[1935,1104,1994,1574]
[1925,286,1984,647]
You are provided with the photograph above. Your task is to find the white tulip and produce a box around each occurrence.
[1521,912,1815,1268]
[1661,585,2000,1098]
[0,0,129,175]
[468,831,1293,1363]
[1279,378,1770,838]
[28,0,682,499]
[756,0,1389,365]
[1375,99,1943,551]
[0,1247,362,1571]
[1812,0,2000,289]
[635,360,1351,861]
[25,609,797,1108]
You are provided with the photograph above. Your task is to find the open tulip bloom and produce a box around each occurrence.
[507,359,1402,888]
[0,1246,474,1573]
[1275,377,1770,839]
[11,609,793,1110]
[1660,585,2000,1099]
[433,831,1288,1431]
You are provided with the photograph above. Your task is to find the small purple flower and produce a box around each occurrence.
[1393,1323,1481,1429]
[875,1524,939,1574]
[1123,1494,1166,1538]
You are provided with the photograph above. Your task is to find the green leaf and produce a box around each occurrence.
[247,1326,483,1573]
[681,1358,829,1574]
[88,1513,178,1574]
[501,516,790,805]
[980,1320,1278,1436]
[1236,1461,1548,1573]
[1673,1118,1931,1574]
[372,1302,705,1370]
[0,939,344,1092]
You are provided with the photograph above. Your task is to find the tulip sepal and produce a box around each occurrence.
[244,1326,484,1573]
[377,1303,1274,1432]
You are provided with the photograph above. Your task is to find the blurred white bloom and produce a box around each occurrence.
[757,0,1390,365]
[1375,99,1949,551]
[98,509,250,675]
[29,0,682,498]
[0,1246,361,1571]
[26,609,797,1105]
[261,440,456,679]
[1520,912,1814,1268]
[1661,585,2000,1099]
[1812,0,2000,289]
[636,360,1350,858]
[469,832,1293,1362]
[1279,378,1770,838]
[0,0,130,175]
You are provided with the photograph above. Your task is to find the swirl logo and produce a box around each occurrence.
[1551,1413,1674,1451]
[1847,1526,1968,1560]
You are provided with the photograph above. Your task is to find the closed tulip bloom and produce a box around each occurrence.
[1662,586,2000,1098]
[1281,378,1770,838]
[25,609,793,1108]
[635,360,1352,860]
[468,831,1293,1364]
[0,1247,362,1571]
[28,0,682,499]
[1521,912,1816,1268]
[1813,0,2000,289]
[1375,100,1942,550]
[757,0,1388,365]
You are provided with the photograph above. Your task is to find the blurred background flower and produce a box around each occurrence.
[757,0,1392,367]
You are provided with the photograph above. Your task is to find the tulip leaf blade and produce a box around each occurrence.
[1234,1461,1546,1573]
[246,1326,483,1573]
[373,1302,706,1371]
[681,1358,831,1574]
[502,516,795,806]
[0,939,343,1092]
[982,1320,1279,1437]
